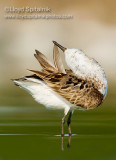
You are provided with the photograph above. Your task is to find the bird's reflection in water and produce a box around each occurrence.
[61,134,74,151]
[61,135,71,150]
[55,134,76,150]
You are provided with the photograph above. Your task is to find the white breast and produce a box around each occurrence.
[65,49,108,97]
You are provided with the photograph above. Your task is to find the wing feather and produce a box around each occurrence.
[34,50,58,73]
[53,44,66,74]
[28,69,47,79]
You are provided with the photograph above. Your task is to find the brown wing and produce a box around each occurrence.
[29,69,104,110]
[48,72,104,109]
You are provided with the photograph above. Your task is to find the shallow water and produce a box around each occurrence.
[0,106,116,160]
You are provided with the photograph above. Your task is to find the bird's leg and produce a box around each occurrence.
[61,107,70,136]
[61,114,65,136]
[67,111,72,135]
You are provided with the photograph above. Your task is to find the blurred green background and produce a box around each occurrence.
[0,0,116,160]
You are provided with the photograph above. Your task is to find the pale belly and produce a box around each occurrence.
[14,78,70,110]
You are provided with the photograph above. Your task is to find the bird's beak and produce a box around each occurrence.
[53,41,66,52]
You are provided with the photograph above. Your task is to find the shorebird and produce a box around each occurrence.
[13,41,108,136]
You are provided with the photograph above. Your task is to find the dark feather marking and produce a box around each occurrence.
[61,85,69,89]
[49,78,60,82]
[26,74,43,81]
[74,82,78,86]
[80,84,84,89]
[85,84,88,88]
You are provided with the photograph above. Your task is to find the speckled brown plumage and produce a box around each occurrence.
[29,69,104,110]
[29,47,104,110]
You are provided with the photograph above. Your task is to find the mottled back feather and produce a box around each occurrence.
[29,69,104,109]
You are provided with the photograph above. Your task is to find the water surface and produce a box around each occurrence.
[0,106,115,160]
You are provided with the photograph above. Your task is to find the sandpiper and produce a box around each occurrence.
[13,41,108,136]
